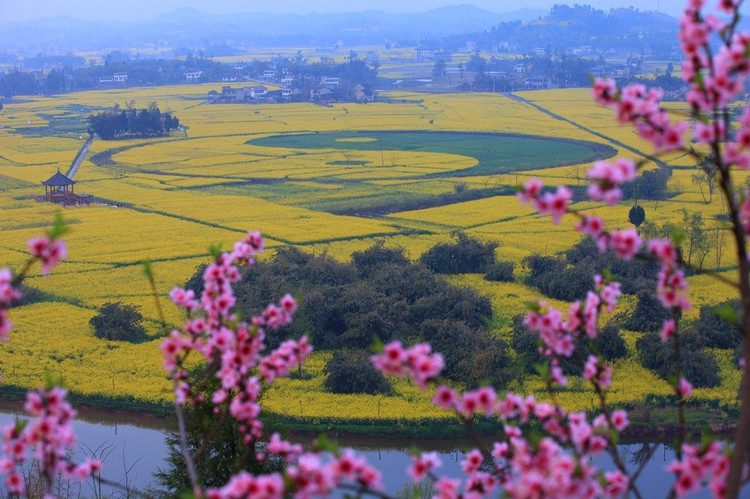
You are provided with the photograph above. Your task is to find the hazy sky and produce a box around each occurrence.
[1,0,690,23]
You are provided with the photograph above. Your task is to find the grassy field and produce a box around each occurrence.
[0,85,741,426]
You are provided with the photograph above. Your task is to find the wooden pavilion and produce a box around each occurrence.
[41,169,90,206]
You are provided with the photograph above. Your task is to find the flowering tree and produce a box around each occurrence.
[3,0,750,497]
[0,217,102,496]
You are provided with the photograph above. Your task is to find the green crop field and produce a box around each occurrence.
[248,131,616,177]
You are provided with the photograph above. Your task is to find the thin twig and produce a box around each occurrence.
[144,264,169,335]
[462,417,495,467]
[193,407,229,465]
[672,310,686,461]
[173,385,202,497]
[91,474,154,499]
[144,263,202,496]
[9,258,34,288]
[337,481,396,499]
[629,442,661,485]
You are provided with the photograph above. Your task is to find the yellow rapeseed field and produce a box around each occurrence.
[0,85,741,422]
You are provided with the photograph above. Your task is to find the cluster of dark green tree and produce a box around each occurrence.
[522,237,660,302]
[421,232,496,274]
[625,63,686,95]
[186,240,513,393]
[620,166,671,201]
[523,237,738,388]
[439,53,614,91]
[511,315,628,378]
[87,102,179,140]
[0,52,378,99]
[0,68,72,97]
[636,300,742,388]
[89,302,148,342]
[418,231,514,282]
[636,301,742,387]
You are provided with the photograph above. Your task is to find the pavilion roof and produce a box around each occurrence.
[42,170,75,186]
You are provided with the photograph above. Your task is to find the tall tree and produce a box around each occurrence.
[432,59,446,81]
[628,204,646,230]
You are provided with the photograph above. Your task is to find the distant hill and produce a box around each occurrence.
[440,4,679,58]
[0,4,687,65]
[0,6,547,57]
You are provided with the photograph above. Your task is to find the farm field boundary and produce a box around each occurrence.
[248,130,617,178]
[507,93,668,168]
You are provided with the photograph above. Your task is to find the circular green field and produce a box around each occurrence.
[248,131,617,177]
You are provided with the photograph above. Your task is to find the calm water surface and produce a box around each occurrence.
[0,405,736,498]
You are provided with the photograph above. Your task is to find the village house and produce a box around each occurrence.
[415,48,435,62]
[99,72,128,87]
[310,87,334,101]
[524,75,553,90]
[218,85,268,102]
[320,76,340,87]
[498,42,519,53]
[486,71,508,80]
[185,71,203,81]
[613,66,631,77]
[248,85,267,98]
[221,86,236,97]
[589,65,610,78]
[353,84,374,102]
[457,41,477,54]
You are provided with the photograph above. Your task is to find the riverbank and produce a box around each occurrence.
[0,384,737,440]
[268,405,737,440]
[0,406,688,499]
[0,385,175,428]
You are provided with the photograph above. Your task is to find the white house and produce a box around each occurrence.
[248,85,267,98]
[524,75,552,90]
[320,76,340,87]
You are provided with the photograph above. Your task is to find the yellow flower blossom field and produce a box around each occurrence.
[0,84,741,423]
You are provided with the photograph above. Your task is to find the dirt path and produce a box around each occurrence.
[65,136,94,179]
[504,92,667,168]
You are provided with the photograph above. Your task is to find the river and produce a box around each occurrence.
[0,405,721,498]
